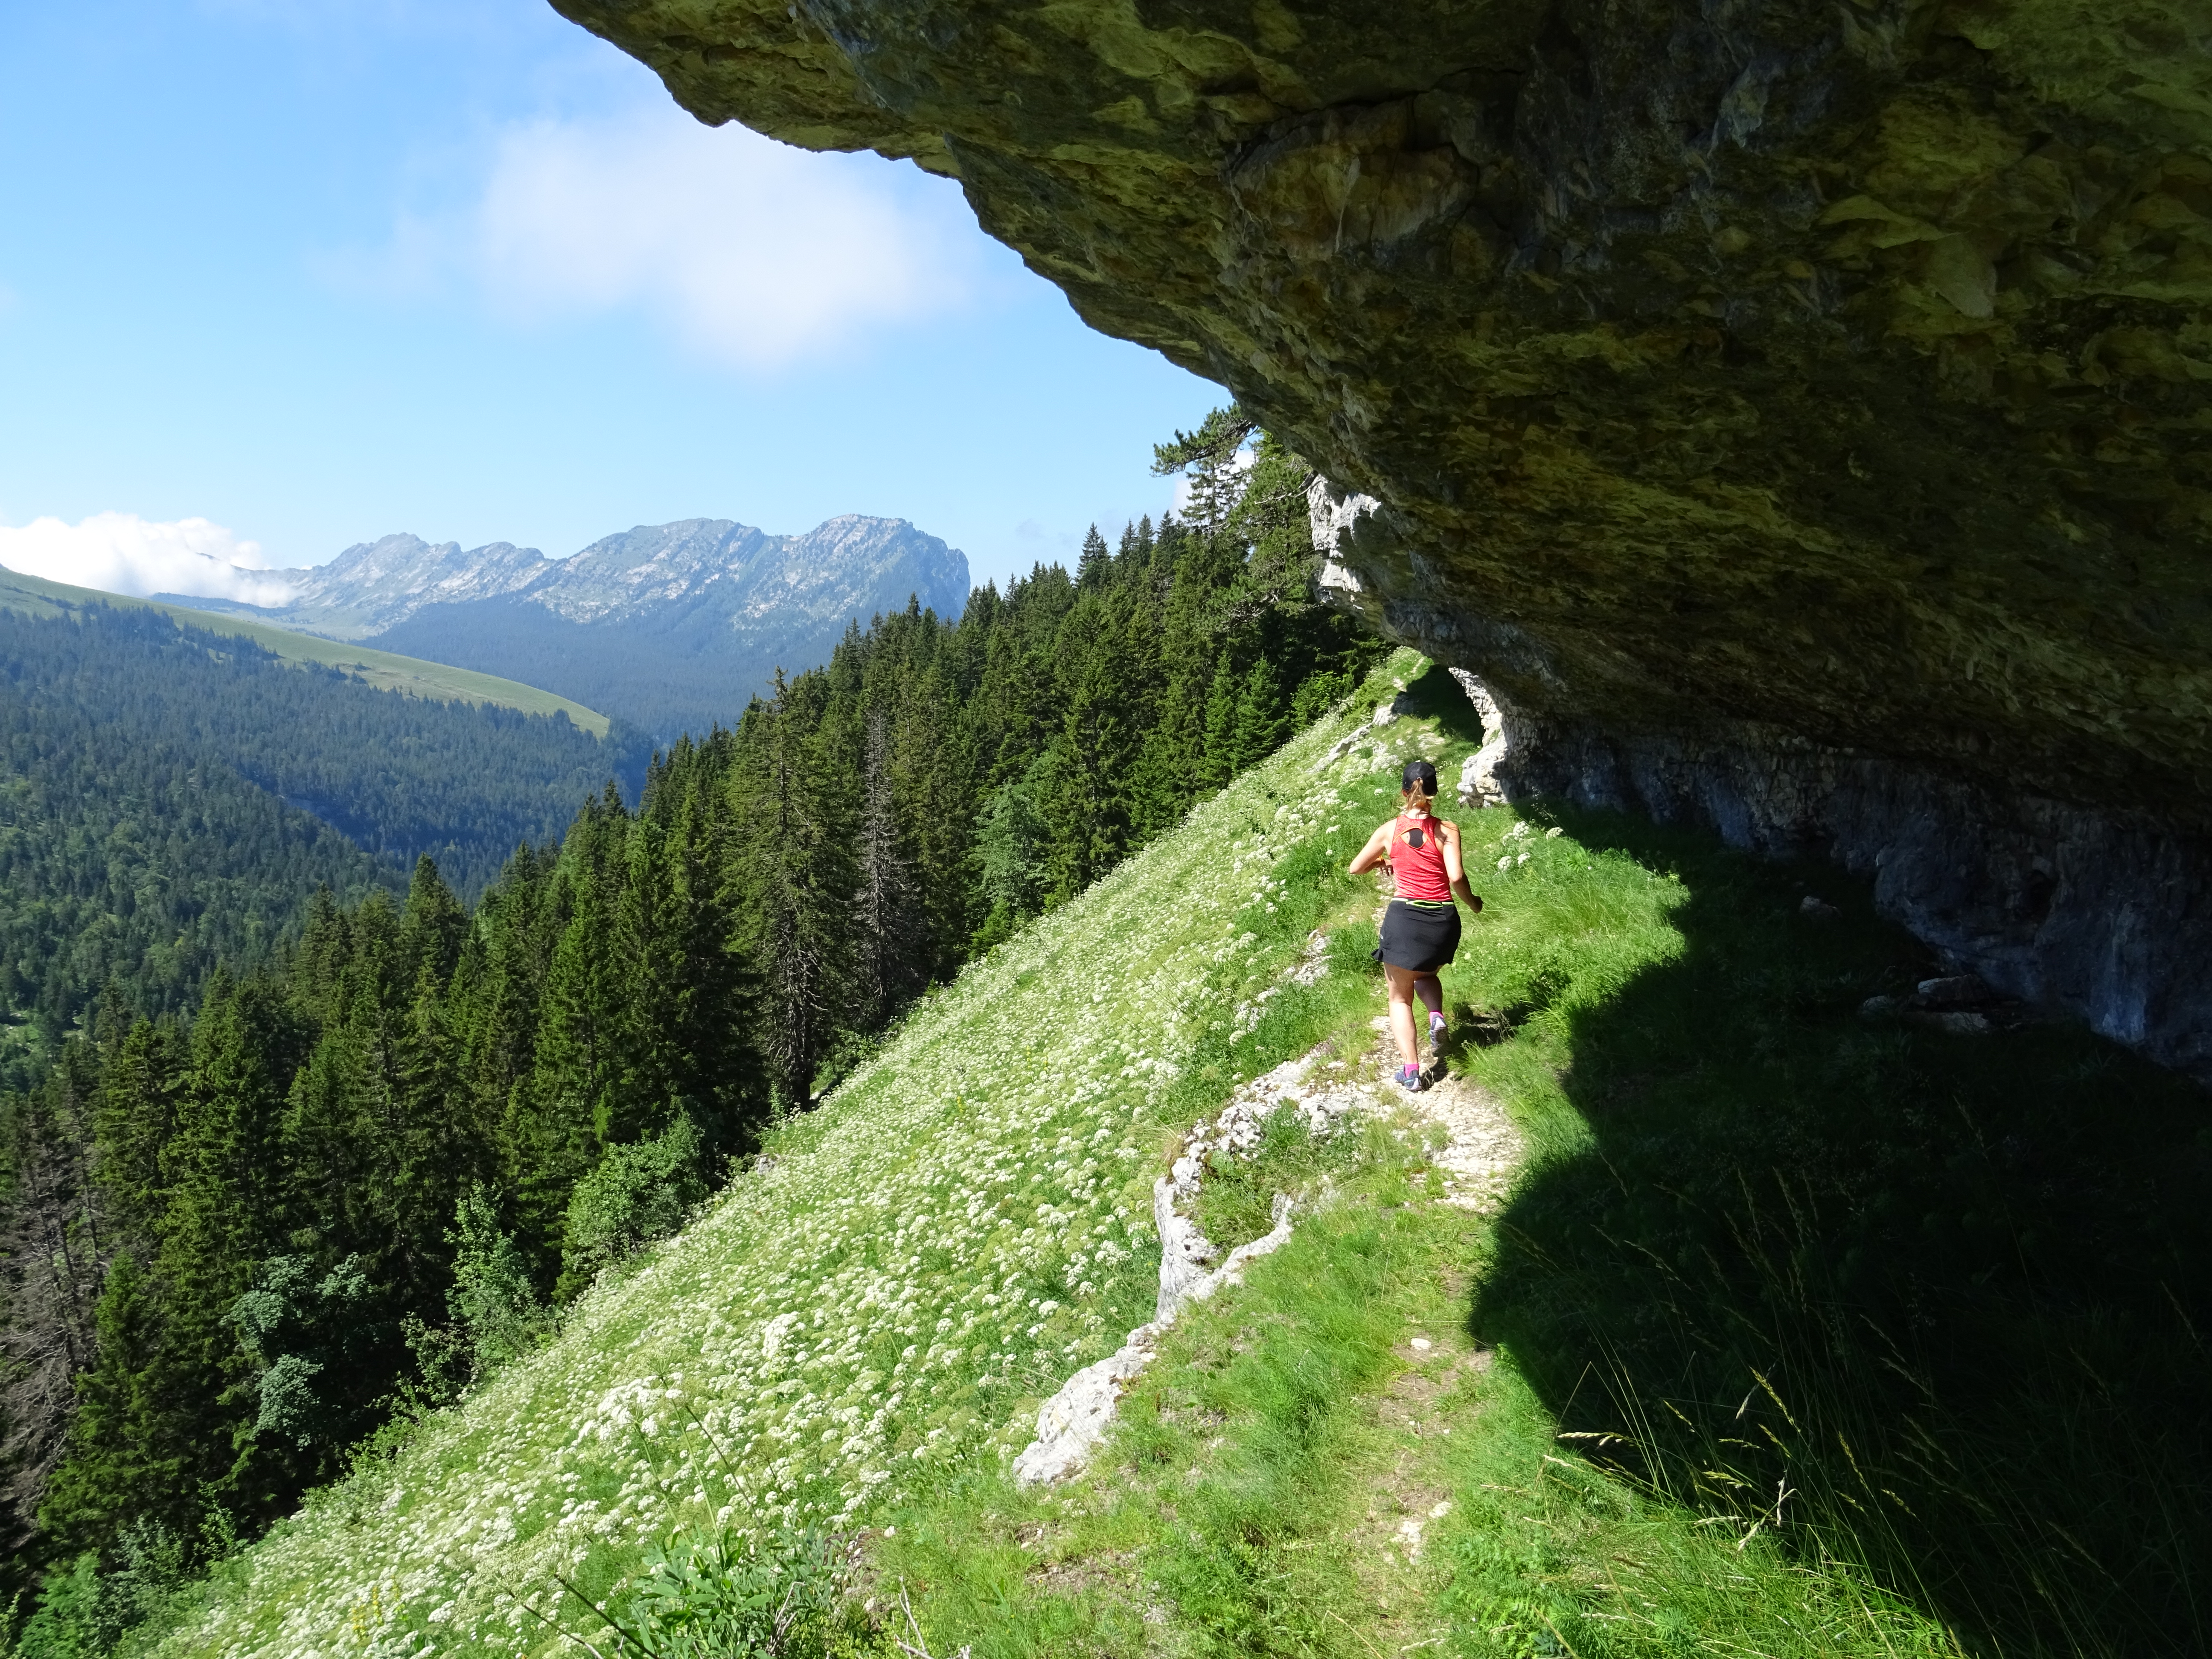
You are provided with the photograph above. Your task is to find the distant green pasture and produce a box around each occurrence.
[0,565,610,737]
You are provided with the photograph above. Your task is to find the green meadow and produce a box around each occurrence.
[120,653,2204,1659]
[0,566,609,736]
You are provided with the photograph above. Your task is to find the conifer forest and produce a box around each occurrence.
[0,415,1380,1601]
[0,600,660,1094]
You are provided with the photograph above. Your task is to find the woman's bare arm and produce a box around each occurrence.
[1348,820,1394,876]
[1441,821,1483,911]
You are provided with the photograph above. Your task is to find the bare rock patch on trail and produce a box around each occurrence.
[1012,1035,1523,1486]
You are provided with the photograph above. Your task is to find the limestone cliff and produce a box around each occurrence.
[547,0,2212,1075]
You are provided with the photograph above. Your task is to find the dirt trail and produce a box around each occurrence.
[1413,1066,1523,1213]
[1329,1025,1527,1650]
[995,994,1532,1653]
[1357,1010,1525,1211]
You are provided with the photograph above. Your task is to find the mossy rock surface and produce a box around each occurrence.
[550,0,2208,811]
[548,0,2212,1071]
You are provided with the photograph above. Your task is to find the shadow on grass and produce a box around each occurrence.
[1467,806,2212,1658]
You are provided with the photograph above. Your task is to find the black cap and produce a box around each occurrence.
[1402,758,1439,795]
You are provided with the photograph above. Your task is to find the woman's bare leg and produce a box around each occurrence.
[1384,963,1421,1069]
[1413,975,1443,1021]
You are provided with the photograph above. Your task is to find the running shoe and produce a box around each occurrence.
[1395,1063,1426,1092]
[1427,1010,1448,1053]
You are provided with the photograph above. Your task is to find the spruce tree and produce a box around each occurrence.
[1076,524,1110,588]
[514,856,622,1270]
[0,1047,109,1550]
[57,972,306,1543]
[37,1254,176,1553]
[1043,651,1137,900]
[92,1019,187,1243]
[449,844,554,1157]
[1200,652,1240,792]
[397,856,468,993]
[619,775,760,1152]
[735,675,852,1110]
[853,709,923,1030]
[1230,654,1288,772]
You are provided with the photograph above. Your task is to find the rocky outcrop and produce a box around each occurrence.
[1511,690,2212,1078]
[1015,1048,1372,1487]
[1327,487,2212,1077]
[550,0,2212,1073]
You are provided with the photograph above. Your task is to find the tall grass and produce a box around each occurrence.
[1461,792,2212,1656]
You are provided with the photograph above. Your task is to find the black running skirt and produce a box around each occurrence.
[1374,900,1461,972]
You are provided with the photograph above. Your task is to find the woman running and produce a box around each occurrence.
[1349,758,1482,1091]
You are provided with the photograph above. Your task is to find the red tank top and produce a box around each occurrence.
[1388,812,1453,903]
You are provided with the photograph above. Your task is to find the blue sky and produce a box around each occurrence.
[0,0,1221,595]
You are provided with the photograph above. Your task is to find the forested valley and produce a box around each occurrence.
[0,413,1380,1633]
[0,602,656,1092]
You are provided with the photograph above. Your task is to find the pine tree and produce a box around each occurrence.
[1200,652,1240,792]
[1152,406,1256,536]
[1230,654,1289,772]
[736,675,852,1110]
[853,709,923,1029]
[1076,524,1110,588]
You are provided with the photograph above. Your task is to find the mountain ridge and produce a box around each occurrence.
[161,514,972,739]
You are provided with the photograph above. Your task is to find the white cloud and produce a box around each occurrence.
[0,514,297,605]
[341,104,982,370]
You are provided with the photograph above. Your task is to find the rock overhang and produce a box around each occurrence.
[548,0,2212,1076]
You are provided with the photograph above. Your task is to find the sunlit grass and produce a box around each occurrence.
[864,662,1965,1659]
[140,649,2188,1659]
[140,657,1441,1657]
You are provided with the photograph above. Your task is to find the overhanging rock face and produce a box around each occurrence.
[551,0,2212,1077]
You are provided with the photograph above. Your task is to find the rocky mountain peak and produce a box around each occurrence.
[162,515,971,745]
[272,536,549,632]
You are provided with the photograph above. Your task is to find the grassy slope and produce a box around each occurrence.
[0,567,610,737]
[152,655,1415,1658]
[873,668,1964,1659]
[144,653,2206,1659]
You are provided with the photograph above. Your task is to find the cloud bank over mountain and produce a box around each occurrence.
[0,514,296,605]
